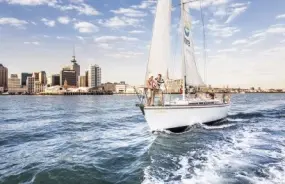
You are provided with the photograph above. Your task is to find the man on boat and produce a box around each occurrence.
[155,74,166,106]
[146,74,156,106]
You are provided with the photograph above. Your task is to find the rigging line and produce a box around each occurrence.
[199,0,208,85]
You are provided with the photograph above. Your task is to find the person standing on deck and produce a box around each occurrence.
[146,75,156,106]
[155,74,166,105]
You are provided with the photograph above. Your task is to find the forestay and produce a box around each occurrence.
[145,0,172,84]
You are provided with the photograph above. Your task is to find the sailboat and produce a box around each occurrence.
[136,0,230,132]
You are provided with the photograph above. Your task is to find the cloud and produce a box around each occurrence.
[41,18,55,27]
[110,8,147,17]
[1,0,56,6]
[24,41,39,45]
[225,2,250,23]
[189,0,229,10]
[109,51,143,58]
[131,0,156,9]
[251,31,266,38]
[94,36,138,43]
[232,39,247,45]
[76,36,85,41]
[218,48,237,53]
[74,21,98,33]
[262,46,285,56]
[241,49,251,52]
[215,40,222,44]
[267,24,285,34]
[57,16,70,24]
[276,14,285,19]
[207,23,240,37]
[0,17,28,28]
[246,38,265,46]
[97,43,112,49]
[56,36,70,40]
[129,30,145,34]
[98,16,143,28]
[53,3,100,16]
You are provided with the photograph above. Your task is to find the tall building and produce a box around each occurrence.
[34,81,44,93]
[85,70,89,87]
[48,74,60,86]
[60,69,77,87]
[79,76,87,87]
[8,74,22,93]
[52,74,60,86]
[88,64,101,88]
[32,72,40,82]
[21,73,32,86]
[0,64,8,91]
[70,48,80,86]
[39,71,47,85]
[26,77,35,94]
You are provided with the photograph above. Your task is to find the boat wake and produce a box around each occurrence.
[143,116,285,184]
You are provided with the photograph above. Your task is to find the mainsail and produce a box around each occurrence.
[181,0,204,86]
[145,0,171,84]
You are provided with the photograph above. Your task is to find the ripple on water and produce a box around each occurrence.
[0,95,285,184]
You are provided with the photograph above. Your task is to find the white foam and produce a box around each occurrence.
[202,124,235,130]
[143,124,285,183]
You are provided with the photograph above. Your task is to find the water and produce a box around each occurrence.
[0,94,284,184]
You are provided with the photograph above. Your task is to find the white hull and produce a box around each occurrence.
[144,104,229,131]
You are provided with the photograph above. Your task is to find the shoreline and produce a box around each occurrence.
[1,92,285,96]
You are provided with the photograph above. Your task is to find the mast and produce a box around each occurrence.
[181,0,186,100]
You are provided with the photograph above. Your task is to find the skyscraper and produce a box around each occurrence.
[21,73,32,86]
[32,72,40,82]
[79,76,87,87]
[39,71,47,85]
[60,69,77,87]
[85,70,89,87]
[0,64,8,91]
[88,64,101,88]
[26,77,35,94]
[70,47,80,86]
[49,74,60,86]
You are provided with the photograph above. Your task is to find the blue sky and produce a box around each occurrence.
[0,0,285,88]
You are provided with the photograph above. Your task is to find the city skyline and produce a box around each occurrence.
[0,0,285,88]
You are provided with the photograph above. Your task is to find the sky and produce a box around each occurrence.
[0,0,285,88]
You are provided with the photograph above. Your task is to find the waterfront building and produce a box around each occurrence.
[85,70,89,87]
[60,69,77,87]
[88,64,101,88]
[8,74,26,93]
[115,82,127,93]
[39,71,47,85]
[103,82,116,92]
[79,76,87,87]
[32,72,40,82]
[34,81,45,93]
[0,64,8,91]
[21,73,32,86]
[48,74,60,86]
[26,77,35,94]
[166,79,183,93]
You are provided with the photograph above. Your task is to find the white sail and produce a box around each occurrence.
[145,0,172,84]
[181,0,204,87]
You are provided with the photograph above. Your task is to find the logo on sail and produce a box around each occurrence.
[184,22,191,47]
[184,22,190,37]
